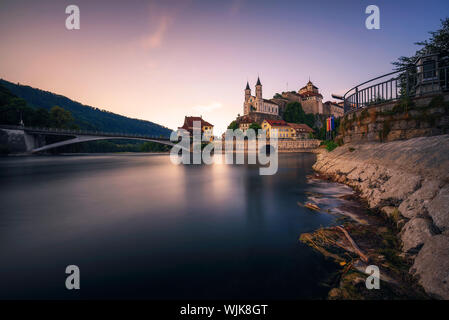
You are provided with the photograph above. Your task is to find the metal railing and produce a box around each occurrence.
[342,64,449,114]
[0,124,171,140]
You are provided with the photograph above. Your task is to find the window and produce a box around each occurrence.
[423,60,437,80]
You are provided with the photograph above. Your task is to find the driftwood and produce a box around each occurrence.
[335,226,369,263]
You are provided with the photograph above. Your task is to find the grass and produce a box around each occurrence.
[320,140,338,152]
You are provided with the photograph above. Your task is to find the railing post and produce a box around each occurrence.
[405,69,409,97]
[355,87,359,110]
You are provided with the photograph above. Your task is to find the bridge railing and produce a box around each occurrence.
[0,124,171,140]
[342,63,449,114]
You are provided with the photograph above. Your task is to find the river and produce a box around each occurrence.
[0,153,344,299]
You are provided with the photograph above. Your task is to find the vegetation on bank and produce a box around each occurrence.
[0,79,172,137]
[0,84,172,154]
[320,140,339,152]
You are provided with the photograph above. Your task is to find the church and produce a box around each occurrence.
[243,77,279,116]
[241,77,342,122]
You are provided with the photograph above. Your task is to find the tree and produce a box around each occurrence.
[33,108,51,127]
[283,102,305,123]
[249,122,262,131]
[303,113,315,129]
[49,105,75,129]
[393,17,449,70]
[140,141,170,152]
[227,120,239,130]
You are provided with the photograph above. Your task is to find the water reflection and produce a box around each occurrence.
[0,153,337,299]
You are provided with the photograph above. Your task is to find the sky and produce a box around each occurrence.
[0,0,448,135]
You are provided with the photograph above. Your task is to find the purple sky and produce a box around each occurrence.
[1,0,448,134]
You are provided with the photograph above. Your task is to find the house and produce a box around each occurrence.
[261,119,293,139]
[287,123,314,139]
[238,116,253,133]
[178,116,214,141]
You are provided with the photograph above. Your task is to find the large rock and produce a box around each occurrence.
[427,185,449,231]
[411,235,449,299]
[400,218,436,253]
[378,172,421,207]
[399,180,441,219]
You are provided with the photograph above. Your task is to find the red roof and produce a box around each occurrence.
[299,91,323,98]
[287,123,314,132]
[179,116,213,130]
[264,119,288,127]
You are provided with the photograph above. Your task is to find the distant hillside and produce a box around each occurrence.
[0,79,172,137]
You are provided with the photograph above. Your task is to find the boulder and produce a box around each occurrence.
[398,179,441,219]
[400,218,436,253]
[411,234,449,299]
[427,185,449,231]
[378,172,421,207]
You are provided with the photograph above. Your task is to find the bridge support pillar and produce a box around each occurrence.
[24,133,46,153]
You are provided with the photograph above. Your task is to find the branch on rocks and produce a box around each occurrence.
[335,226,369,263]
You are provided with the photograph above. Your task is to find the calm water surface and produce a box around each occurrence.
[0,153,339,299]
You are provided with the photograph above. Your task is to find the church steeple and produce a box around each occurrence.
[245,81,251,102]
[255,76,262,100]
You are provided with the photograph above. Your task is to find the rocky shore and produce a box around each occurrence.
[312,135,449,299]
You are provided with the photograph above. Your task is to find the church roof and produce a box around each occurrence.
[245,81,250,90]
[256,77,261,86]
[263,98,279,105]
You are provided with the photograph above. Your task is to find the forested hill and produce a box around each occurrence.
[0,79,172,137]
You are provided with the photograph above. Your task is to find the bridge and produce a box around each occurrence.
[0,125,174,153]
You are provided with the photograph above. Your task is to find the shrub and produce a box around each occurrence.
[379,121,391,142]
[322,140,338,152]
[392,96,415,114]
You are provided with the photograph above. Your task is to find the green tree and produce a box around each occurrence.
[227,120,239,130]
[283,102,305,123]
[303,113,315,129]
[140,141,170,152]
[33,108,50,127]
[49,105,75,129]
[248,122,262,131]
[393,17,449,70]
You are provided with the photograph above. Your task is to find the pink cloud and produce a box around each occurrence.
[141,15,173,49]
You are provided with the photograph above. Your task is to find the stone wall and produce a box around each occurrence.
[338,93,449,144]
[219,139,320,153]
[278,139,320,152]
[313,135,449,299]
[0,129,27,153]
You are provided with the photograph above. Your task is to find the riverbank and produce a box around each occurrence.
[309,135,449,299]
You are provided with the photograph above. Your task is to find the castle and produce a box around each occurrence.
[241,77,342,122]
